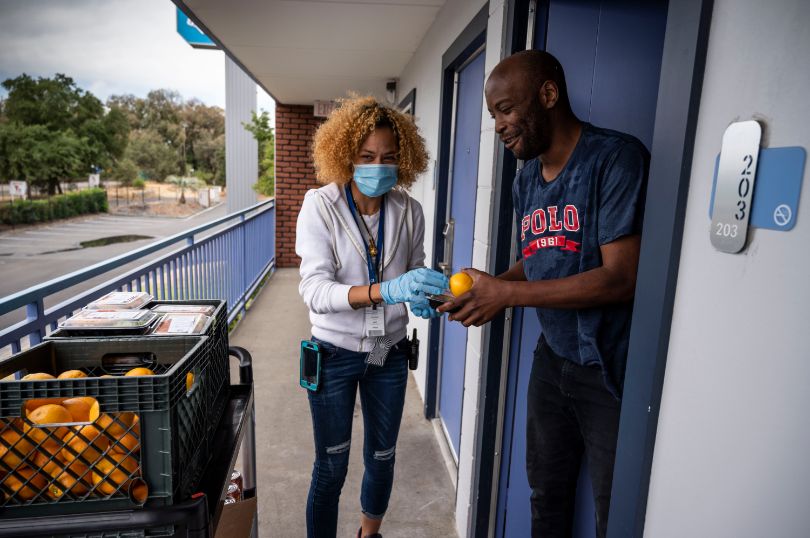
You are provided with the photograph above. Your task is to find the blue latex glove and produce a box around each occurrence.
[379,268,448,305]
[409,297,441,319]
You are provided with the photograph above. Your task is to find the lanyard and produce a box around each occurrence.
[345,184,385,284]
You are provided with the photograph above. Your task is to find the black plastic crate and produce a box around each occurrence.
[47,300,229,436]
[0,336,222,518]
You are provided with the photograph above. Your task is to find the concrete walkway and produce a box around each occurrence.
[231,268,458,537]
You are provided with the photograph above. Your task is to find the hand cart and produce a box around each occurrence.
[0,346,258,538]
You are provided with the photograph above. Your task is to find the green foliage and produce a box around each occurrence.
[125,129,179,181]
[0,74,129,193]
[0,123,84,194]
[132,178,146,189]
[107,158,139,186]
[243,110,275,196]
[0,188,107,225]
[108,92,225,183]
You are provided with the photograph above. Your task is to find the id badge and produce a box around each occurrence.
[365,306,385,337]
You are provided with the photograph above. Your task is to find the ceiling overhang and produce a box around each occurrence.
[175,0,445,106]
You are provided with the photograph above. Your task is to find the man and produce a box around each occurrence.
[439,50,648,538]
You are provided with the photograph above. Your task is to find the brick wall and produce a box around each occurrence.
[275,104,324,267]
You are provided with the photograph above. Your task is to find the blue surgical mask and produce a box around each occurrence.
[353,164,398,197]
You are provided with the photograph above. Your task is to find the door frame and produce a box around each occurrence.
[470,0,716,536]
[425,3,489,420]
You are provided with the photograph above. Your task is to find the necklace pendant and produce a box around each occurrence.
[369,243,378,258]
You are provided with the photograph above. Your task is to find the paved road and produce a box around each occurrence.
[0,204,228,334]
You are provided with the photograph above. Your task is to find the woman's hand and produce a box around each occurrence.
[409,297,442,319]
[380,268,448,305]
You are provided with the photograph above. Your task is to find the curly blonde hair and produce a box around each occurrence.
[312,95,429,188]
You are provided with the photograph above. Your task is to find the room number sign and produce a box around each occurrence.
[710,120,762,253]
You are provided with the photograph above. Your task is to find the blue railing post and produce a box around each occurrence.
[240,214,247,319]
[25,299,45,346]
[0,199,275,356]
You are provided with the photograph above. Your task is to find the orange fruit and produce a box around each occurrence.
[129,478,149,504]
[1,428,35,468]
[109,415,140,455]
[186,372,194,392]
[25,404,73,454]
[88,401,135,438]
[2,466,47,501]
[449,271,474,297]
[93,452,139,496]
[44,458,93,499]
[61,397,97,423]
[31,450,52,468]
[62,425,107,465]
[57,370,87,380]
[124,367,155,377]
[21,372,55,381]
[24,398,66,412]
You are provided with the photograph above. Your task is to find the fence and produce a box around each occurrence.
[0,199,275,357]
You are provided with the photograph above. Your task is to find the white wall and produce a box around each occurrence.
[397,0,489,400]
[398,0,508,535]
[645,1,810,537]
[225,55,259,213]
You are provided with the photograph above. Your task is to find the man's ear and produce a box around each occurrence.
[539,80,559,109]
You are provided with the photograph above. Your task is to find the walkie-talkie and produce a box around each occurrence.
[408,328,419,370]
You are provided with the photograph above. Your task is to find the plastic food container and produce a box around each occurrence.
[85,291,153,310]
[59,309,160,332]
[151,304,216,316]
[150,314,210,335]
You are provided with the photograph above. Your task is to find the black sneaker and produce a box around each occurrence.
[356,528,382,538]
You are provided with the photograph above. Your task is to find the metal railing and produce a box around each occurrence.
[0,199,275,356]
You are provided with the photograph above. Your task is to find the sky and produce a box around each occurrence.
[0,0,275,120]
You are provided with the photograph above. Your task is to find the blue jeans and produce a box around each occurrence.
[306,337,408,538]
[527,336,621,538]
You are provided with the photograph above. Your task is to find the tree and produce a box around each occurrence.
[125,129,179,181]
[107,158,139,186]
[108,92,225,184]
[0,123,84,195]
[0,74,129,194]
[243,110,275,196]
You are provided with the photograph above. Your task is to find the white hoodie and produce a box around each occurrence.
[295,182,427,352]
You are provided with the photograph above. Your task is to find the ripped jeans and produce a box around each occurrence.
[306,337,408,538]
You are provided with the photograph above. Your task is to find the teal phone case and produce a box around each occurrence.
[299,340,321,391]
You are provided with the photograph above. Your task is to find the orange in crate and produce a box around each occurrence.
[124,367,155,377]
[1,425,35,468]
[44,459,93,499]
[62,425,107,465]
[60,397,97,423]
[20,373,55,381]
[108,415,140,455]
[24,404,73,458]
[93,452,140,496]
[3,467,48,501]
[56,370,87,380]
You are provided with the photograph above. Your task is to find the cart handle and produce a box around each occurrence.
[228,346,253,385]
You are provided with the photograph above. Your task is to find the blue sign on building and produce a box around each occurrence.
[176,9,217,49]
[709,146,806,231]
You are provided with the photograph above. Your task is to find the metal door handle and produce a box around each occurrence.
[440,218,454,277]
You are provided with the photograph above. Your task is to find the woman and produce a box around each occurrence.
[296,96,447,538]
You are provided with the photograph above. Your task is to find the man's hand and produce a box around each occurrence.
[437,269,511,327]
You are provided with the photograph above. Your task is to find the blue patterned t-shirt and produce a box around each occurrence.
[512,123,649,397]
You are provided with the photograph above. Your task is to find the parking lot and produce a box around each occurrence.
[0,204,227,334]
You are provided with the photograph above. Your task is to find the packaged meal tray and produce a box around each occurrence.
[85,291,153,310]
[151,313,210,335]
[59,309,160,331]
[151,304,216,316]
